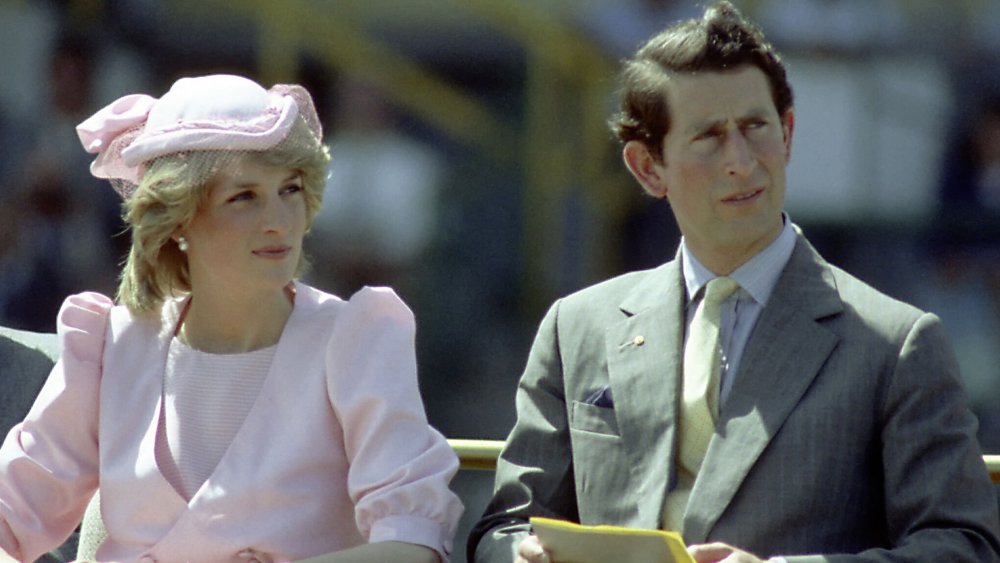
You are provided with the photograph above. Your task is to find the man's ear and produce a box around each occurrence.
[781,108,795,162]
[623,140,668,199]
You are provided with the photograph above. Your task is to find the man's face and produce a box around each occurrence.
[629,66,793,271]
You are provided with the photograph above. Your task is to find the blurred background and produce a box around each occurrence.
[2,0,1000,557]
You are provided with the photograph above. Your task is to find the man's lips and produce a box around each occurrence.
[722,187,764,204]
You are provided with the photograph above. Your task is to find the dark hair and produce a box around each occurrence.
[609,1,793,159]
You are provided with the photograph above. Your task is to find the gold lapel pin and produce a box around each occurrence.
[620,335,645,348]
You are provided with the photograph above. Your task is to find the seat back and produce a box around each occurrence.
[0,326,60,435]
[0,327,74,562]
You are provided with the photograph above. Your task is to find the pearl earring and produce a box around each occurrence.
[178,236,189,252]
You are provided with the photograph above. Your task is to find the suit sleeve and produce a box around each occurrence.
[785,313,1000,562]
[468,300,580,563]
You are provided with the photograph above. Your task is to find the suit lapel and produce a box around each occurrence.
[605,258,687,527]
[683,234,845,542]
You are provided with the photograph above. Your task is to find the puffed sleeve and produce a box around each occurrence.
[325,286,463,560]
[0,292,111,562]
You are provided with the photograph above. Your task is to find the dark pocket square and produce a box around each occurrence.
[584,385,614,408]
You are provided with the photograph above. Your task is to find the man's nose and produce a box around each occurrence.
[724,132,755,178]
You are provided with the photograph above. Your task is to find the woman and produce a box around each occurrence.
[0,74,462,562]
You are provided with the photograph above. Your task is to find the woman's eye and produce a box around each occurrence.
[229,191,255,203]
[282,184,304,195]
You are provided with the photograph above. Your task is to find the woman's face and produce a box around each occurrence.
[180,158,307,300]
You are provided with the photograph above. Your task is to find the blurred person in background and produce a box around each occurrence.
[930,94,1000,454]
[0,31,122,332]
[307,77,444,299]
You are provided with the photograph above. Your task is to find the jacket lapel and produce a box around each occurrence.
[682,234,844,542]
[605,258,687,527]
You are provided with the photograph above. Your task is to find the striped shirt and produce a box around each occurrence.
[155,338,277,500]
[681,216,797,408]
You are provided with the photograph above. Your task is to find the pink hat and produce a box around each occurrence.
[76,74,322,196]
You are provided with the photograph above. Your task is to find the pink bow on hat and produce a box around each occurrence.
[76,74,322,197]
[77,93,157,155]
[77,93,158,185]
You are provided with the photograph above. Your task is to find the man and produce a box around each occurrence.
[468,3,1000,562]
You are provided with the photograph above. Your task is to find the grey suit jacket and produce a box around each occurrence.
[469,231,1000,562]
[0,326,60,436]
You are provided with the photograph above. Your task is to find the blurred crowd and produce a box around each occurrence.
[3,0,1000,461]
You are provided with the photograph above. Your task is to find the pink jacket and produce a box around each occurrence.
[0,282,463,562]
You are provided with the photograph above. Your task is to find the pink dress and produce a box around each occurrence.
[0,282,463,562]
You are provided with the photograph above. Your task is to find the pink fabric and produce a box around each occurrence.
[120,92,297,166]
[156,340,276,501]
[77,94,157,153]
[0,282,462,562]
[75,74,319,186]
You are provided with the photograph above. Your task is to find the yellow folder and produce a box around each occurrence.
[529,517,695,563]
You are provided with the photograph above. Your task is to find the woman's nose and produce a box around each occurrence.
[261,193,292,233]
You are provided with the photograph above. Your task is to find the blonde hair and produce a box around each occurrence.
[116,117,331,314]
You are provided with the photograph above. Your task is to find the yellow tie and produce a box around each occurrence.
[663,276,740,532]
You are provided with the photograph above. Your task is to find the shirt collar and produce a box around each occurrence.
[681,214,797,307]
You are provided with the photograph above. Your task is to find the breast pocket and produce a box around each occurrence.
[570,400,621,436]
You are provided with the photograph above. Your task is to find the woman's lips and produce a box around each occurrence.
[253,246,292,259]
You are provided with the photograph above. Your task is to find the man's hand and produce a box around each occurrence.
[688,542,765,563]
[515,534,551,563]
